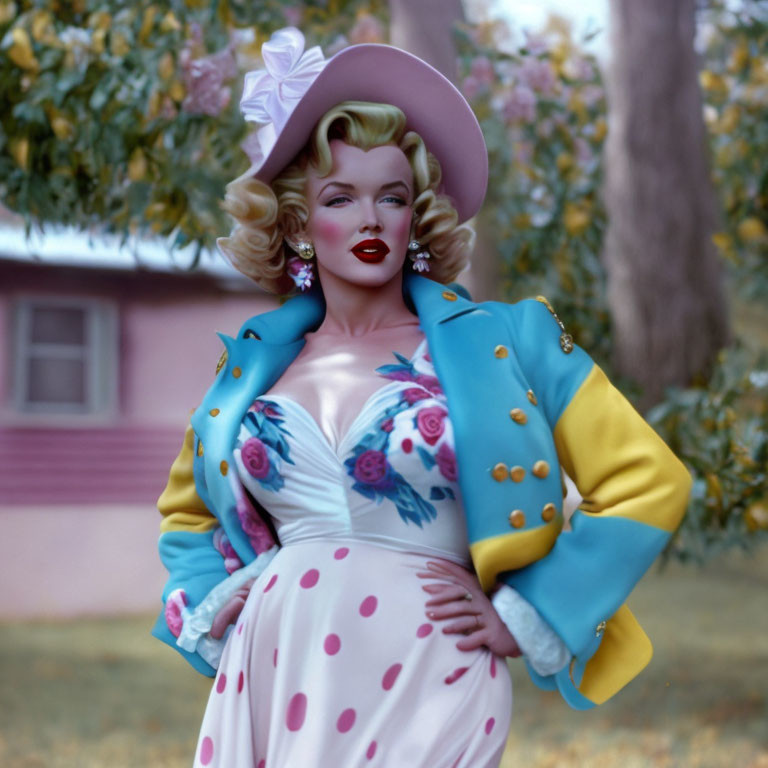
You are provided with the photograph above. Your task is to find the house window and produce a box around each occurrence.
[13,297,118,415]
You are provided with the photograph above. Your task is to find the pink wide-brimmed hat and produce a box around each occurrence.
[237,27,488,224]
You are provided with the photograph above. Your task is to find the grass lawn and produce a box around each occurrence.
[1,547,766,768]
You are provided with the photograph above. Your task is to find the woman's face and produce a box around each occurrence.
[301,139,414,288]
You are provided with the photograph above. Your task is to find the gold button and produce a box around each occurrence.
[209,408,220,417]
[508,509,526,529]
[509,408,527,424]
[494,344,508,359]
[541,503,556,522]
[232,366,242,379]
[595,620,607,637]
[491,463,508,482]
[527,389,538,405]
[442,290,457,301]
[532,460,550,479]
[509,466,525,482]
[196,441,204,457]
[220,460,228,476]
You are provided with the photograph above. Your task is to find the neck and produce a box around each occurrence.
[313,265,417,337]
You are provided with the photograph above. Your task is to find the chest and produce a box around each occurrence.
[261,328,425,450]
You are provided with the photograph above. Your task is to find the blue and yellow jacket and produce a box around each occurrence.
[153,270,691,710]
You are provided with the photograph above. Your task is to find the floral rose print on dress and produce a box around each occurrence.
[239,399,295,492]
[165,588,188,638]
[213,527,244,574]
[416,406,447,446]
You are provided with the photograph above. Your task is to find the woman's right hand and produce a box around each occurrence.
[210,579,255,639]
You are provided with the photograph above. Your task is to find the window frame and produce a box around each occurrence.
[10,295,119,422]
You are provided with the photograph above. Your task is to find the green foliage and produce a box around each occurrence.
[0,0,387,264]
[647,347,768,562]
[699,0,768,299]
[455,16,611,366]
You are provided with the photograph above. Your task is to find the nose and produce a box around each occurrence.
[359,198,382,234]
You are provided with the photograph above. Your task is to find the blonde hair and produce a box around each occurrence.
[218,101,474,294]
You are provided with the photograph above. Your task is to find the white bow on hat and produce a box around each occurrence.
[239,27,326,166]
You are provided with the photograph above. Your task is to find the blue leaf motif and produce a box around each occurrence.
[417,446,436,470]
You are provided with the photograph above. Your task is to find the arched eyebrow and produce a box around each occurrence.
[317,180,412,198]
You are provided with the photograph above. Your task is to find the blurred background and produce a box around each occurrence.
[0,0,766,765]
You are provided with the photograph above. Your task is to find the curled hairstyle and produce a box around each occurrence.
[218,101,474,294]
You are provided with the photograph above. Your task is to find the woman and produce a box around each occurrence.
[153,28,691,767]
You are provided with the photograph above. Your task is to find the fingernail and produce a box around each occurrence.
[427,611,436,619]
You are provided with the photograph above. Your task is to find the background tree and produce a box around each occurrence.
[603,0,730,407]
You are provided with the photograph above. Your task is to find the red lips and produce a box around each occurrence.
[351,238,390,264]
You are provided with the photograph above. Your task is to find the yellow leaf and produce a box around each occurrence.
[31,10,53,42]
[92,28,106,55]
[744,500,768,532]
[728,41,749,74]
[160,11,181,33]
[737,217,767,242]
[128,148,148,181]
[110,32,131,58]
[169,79,186,102]
[563,201,591,236]
[10,138,29,169]
[593,118,607,143]
[556,152,573,173]
[699,70,726,93]
[0,2,18,25]
[51,116,75,141]
[8,28,39,71]
[158,52,174,80]
[140,6,158,42]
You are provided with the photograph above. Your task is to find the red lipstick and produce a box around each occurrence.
[351,238,390,264]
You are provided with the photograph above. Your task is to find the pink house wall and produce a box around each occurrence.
[0,262,280,618]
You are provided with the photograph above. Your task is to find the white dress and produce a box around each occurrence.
[193,337,513,768]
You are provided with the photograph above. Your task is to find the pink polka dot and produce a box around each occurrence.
[216,673,227,694]
[334,547,349,560]
[324,633,341,655]
[200,736,214,765]
[366,741,377,760]
[258,761,265,768]
[359,595,378,617]
[382,663,402,691]
[416,623,433,638]
[237,622,244,635]
[300,568,319,588]
[490,656,497,678]
[238,671,244,693]
[444,666,469,685]
[273,648,278,667]
[401,438,413,453]
[336,707,356,733]
[485,717,495,735]
[263,574,278,593]
[286,692,307,731]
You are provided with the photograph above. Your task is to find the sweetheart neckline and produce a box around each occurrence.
[257,337,430,456]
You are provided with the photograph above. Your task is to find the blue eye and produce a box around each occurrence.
[325,196,349,206]
[382,195,407,205]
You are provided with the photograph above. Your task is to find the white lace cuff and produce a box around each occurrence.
[491,583,570,676]
[176,545,278,669]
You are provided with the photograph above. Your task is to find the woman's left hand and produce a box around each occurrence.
[417,559,521,658]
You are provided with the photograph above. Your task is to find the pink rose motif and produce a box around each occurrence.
[353,449,394,490]
[415,374,443,395]
[403,387,431,405]
[213,528,244,574]
[241,437,270,479]
[417,406,447,446]
[436,442,458,482]
[236,497,275,554]
[165,588,188,638]
[380,418,394,433]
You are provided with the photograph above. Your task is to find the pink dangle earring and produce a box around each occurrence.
[407,239,431,273]
[286,240,315,291]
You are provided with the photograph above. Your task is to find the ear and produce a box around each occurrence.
[283,229,309,253]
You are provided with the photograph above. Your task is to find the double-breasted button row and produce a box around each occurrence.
[507,502,560,529]
[490,460,549,482]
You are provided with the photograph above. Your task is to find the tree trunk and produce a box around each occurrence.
[604,0,729,407]
[388,0,498,301]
